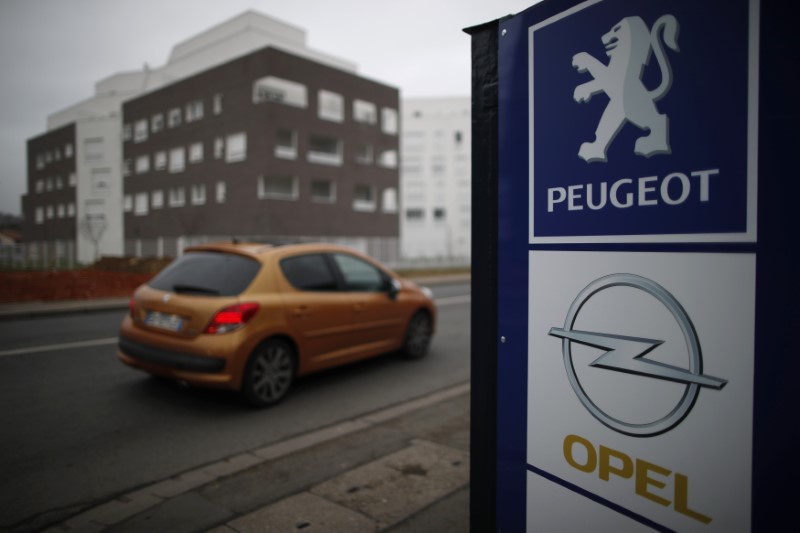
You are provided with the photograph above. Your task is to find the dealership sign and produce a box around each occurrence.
[497,0,759,531]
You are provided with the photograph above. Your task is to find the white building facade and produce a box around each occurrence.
[400,97,471,262]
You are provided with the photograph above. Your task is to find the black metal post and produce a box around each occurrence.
[465,18,500,533]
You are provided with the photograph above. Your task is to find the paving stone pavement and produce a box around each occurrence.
[44,383,471,533]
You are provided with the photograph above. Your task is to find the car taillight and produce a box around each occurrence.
[205,303,260,334]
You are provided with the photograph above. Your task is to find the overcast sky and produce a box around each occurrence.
[0,0,538,216]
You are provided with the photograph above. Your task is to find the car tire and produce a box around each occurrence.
[242,339,296,407]
[401,311,433,359]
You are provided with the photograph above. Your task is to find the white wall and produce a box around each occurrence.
[400,97,472,260]
[75,117,123,263]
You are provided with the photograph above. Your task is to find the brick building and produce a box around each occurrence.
[122,46,400,260]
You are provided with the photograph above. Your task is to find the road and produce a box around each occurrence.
[0,281,470,532]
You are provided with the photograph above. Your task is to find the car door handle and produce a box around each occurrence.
[292,306,310,317]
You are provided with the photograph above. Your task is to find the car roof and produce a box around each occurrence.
[183,241,374,262]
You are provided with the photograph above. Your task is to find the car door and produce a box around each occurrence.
[279,253,355,367]
[331,252,406,355]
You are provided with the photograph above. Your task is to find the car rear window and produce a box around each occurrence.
[148,252,260,296]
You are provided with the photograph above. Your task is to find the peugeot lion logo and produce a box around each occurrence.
[549,274,726,437]
[572,14,680,163]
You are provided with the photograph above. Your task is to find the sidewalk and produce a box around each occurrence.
[44,383,471,533]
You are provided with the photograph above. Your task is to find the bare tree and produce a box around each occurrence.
[80,213,107,262]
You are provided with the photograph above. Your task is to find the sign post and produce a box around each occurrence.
[470,0,799,530]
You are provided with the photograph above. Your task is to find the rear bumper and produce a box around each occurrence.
[118,336,226,373]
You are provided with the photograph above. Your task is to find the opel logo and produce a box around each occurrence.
[549,274,727,437]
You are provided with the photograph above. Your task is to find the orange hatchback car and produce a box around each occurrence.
[118,242,436,407]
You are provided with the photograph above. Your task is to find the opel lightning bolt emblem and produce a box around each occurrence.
[549,274,727,437]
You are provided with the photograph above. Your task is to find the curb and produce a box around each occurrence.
[45,382,471,532]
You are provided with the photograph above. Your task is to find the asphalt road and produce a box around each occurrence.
[0,281,471,531]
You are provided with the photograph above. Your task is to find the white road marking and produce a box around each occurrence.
[0,337,118,358]
[435,294,471,307]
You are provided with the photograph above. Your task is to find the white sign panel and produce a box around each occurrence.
[527,251,755,531]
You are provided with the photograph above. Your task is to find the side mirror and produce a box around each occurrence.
[387,278,401,300]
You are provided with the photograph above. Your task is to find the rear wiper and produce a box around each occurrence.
[171,284,220,295]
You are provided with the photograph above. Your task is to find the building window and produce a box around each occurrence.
[46,205,54,219]
[35,207,44,224]
[214,137,224,159]
[310,180,335,203]
[216,181,226,203]
[258,175,297,200]
[275,129,297,159]
[308,134,342,166]
[189,142,204,163]
[191,184,206,205]
[64,143,73,158]
[185,100,204,123]
[84,138,104,162]
[55,176,63,189]
[253,76,308,108]
[67,203,75,217]
[353,184,375,212]
[169,147,185,173]
[356,144,373,165]
[154,151,167,171]
[69,173,77,187]
[382,188,398,213]
[35,180,44,193]
[135,155,150,174]
[168,107,182,128]
[92,168,111,193]
[123,124,132,142]
[134,192,148,216]
[406,208,424,220]
[318,90,344,122]
[213,93,223,115]
[123,159,132,177]
[152,113,164,133]
[123,195,133,212]
[45,151,52,164]
[55,149,61,161]
[378,149,398,168]
[353,99,377,124]
[134,119,148,143]
[168,187,185,207]
[152,190,164,209]
[57,204,65,218]
[434,207,446,221]
[46,177,53,191]
[226,133,247,162]
[381,108,398,135]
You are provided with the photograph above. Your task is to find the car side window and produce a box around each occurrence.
[280,254,338,291]
[332,253,386,292]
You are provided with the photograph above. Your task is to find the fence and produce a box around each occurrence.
[0,241,76,270]
[1,236,470,272]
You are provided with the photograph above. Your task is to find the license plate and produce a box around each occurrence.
[144,311,184,332]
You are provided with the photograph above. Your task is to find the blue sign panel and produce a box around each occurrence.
[528,0,756,243]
